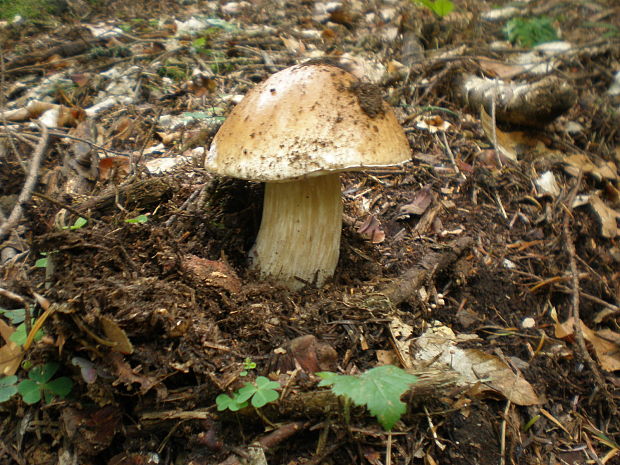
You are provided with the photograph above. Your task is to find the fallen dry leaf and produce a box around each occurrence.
[356,215,385,243]
[588,194,619,239]
[412,322,541,405]
[399,185,433,217]
[562,154,618,181]
[0,319,23,376]
[100,316,134,355]
[553,317,620,372]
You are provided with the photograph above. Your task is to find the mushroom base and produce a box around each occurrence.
[250,174,342,290]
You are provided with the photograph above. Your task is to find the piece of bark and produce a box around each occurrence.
[378,236,474,306]
[456,74,576,127]
[75,178,175,214]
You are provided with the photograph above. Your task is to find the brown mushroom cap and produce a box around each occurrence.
[206,63,411,181]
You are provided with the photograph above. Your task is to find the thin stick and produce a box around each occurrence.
[563,175,616,415]
[0,123,49,242]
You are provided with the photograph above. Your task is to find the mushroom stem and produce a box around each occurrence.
[250,174,342,290]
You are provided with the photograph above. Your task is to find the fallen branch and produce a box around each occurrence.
[0,123,49,242]
[378,236,474,306]
[456,75,576,127]
[217,421,307,465]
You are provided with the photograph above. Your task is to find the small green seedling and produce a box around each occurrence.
[0,376,18,403]
[413,0,454,17]
[240,357,256,376]
[124,214,149,224]
[216,376,280,412]
[17,362,73,405]
[317,365,418,431]
[35,254,49,268]
[0,308,44,346]
[63,217,88,230]
[9,319,45,346]
[503,16,559,48]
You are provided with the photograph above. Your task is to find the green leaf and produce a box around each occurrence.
[251,387,279,408]
[125,214,149,224]
[68,217,88,230]
[503,16,558,48]
[17,379,41,404]
[0,376,18,403]
[236,383,257,403]
[433,0,454,16]
[0,308,26,324]
[29,363,59,384]
[35,257,48,268]
[318,366,418,431]
[215,393,247,412]
[45,377,73,398]
[9,320,44,346]
[250,376,280,408]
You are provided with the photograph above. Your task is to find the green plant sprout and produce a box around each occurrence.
[63,217,88,230]
[216,376,280,412]
[125,214,149,224]
[0,308,45,346]
[240,357,257,376]
[9,319,45,346]
[413,0,454,17]
[17,362,73,405]
[503,16,559,48]
[317,365,419,431]
[35,253,49,268]
[0,376,18,402]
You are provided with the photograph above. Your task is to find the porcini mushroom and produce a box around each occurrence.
[206,62,411,289]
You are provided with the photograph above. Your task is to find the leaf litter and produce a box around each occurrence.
[0,0,619,464]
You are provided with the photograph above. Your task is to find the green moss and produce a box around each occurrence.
[0,0,66,20]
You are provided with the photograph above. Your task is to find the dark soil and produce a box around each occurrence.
[1,0,619,464]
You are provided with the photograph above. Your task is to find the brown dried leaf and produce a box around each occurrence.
[554,317,620,372]
[356,215,385,243]
[588,195,619,238]
[100,316,134,355]
[399,185,433,216]
[0,319,23,376]
[412,323,541,405]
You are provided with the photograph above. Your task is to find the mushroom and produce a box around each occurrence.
[205,62,411,289]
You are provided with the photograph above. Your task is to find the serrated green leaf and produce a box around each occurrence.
[320,366,418,430]
[17,380,41,404]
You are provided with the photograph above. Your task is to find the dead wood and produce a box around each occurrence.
[216,422,307,465]
[456,75,576,127]
[376,236,474,306]
[74,177,175,214]
[0,123,49,242]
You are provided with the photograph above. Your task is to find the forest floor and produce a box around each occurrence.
[1,0,619,464]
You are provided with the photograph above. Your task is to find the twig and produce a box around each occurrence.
[217,422,307,465]
[0,123,49,242]
[499,400,511,465]
[439,132,465,181]
[562,175,616,415]
[31,191,100,224]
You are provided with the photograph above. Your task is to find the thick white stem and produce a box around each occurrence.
[250,174,342,290]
